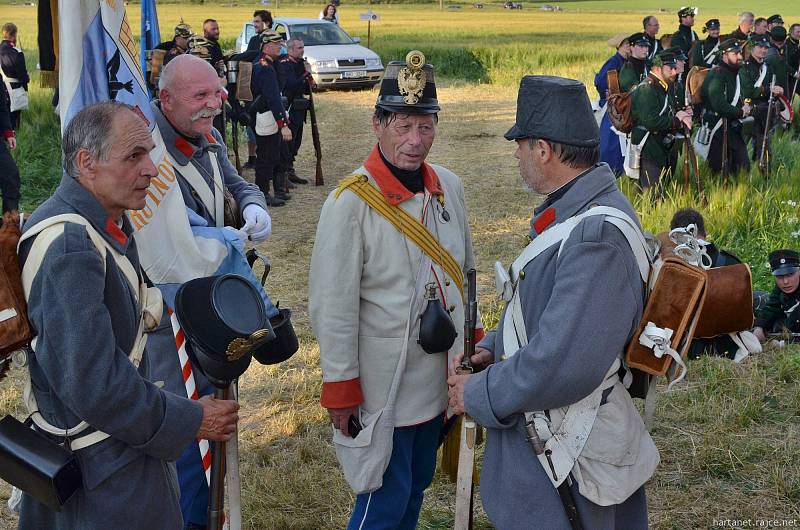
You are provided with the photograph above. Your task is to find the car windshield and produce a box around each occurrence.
[288,23,354,46]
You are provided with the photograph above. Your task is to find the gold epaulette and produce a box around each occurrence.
[334,174,369,199]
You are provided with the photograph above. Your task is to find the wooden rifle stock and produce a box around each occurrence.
[758,75,777,175]
[454,269,477,530]
[308,83,324,186]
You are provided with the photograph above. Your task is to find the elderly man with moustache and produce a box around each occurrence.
[17,101,240,530]
[146,53,272,530]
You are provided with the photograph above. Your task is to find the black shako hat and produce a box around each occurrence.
[767,14,784,25]
[677,6,698,18]
[505,75,599,147]
[375,50,440,115]
[628,32,651,48]
[748,34,770,48]
[175,274,275,386]
[719,39,743,54]
[769,250,800,277]
[770,26,787,42]
[703,19,720,32]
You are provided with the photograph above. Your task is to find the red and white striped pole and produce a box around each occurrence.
[169,309,211,485]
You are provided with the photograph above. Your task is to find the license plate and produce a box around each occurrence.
[342,70,367,79]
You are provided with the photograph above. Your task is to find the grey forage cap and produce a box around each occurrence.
[504,75,600,147]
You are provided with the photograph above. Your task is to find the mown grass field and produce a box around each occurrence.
[2,1,800,529]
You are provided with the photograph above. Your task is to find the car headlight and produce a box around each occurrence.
[310,59,337,70]
[366,58,382,67]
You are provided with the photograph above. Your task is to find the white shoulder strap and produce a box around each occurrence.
[163,149,225,228]
[18,213,156,450]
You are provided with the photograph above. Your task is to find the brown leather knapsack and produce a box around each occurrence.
[606,69,634,133]
[0,212,33,381]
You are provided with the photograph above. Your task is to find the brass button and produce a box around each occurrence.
[445,279,451,286]
[519,271,526,280]
[449,305,456,312]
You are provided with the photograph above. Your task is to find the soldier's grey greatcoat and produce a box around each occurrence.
[464,163,650,530]
[17,175,204,530]
[146,101,268,399]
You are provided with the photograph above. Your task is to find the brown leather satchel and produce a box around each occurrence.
[223,189,242,229]
[695,263,753,338]
[625,257,707,376]
[606,70,634,134]
[0,212,33,367]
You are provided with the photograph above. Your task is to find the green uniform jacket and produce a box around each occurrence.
[631,74,679,166]
[671,24,698,55]
[788,37,799,73]
[754,285,800,332]
[701,62,744,129]
[619,57,648,92]
[691,37,719,68]
[739,58,780,103]
[671,73,687,108]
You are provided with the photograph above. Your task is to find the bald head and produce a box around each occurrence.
[158,54,218,93]
[159,54,223,138]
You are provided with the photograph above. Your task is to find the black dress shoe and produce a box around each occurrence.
[275,191,292,201]
[266,195,286,207]
[288,173,309,184]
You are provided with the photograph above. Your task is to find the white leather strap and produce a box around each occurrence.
[638,322,687,389]
[703,42,720,64]
[18,214,157,450]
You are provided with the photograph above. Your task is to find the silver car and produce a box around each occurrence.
[235,18,384,89]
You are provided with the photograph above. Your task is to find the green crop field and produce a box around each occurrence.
[1,2,800,529]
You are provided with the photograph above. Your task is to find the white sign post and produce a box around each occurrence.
[359,10,380,49]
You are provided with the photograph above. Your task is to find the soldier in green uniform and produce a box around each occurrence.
[692,19,721,68]
[619,32,650,92]
[671,6,699,56]
[767,27,790,93]
[631,51,692,190]
[753,250,800,342]
[665,46,689,107]
[643,15,662,61]
[740,34,785,164]
[700,39,753,176]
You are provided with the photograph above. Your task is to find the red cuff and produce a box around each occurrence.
[2,130,13,140]
[276,119,286,128]
[321,378,364,409]
[475,327,485,344]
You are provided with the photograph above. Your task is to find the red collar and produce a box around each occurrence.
[205,133,216,144]
[174,136,194,158]
[532,207,556,235]
[105,218,128,246]
[363,145,443,206]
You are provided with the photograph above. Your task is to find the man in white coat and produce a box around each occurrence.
[309,51,483,529]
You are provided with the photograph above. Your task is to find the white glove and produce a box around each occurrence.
[242,204,272,243]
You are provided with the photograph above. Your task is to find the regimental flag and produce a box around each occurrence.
[57,0,151,130]
[140,0,161,80]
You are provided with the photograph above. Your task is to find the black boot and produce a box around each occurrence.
[274,171,292,201]
[288,167,309,184]
[244,155,256,169]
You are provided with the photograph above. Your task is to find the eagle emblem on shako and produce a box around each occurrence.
[397,51,427,105]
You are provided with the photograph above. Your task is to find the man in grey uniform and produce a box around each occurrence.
[17,101,239,529]
[448,76,657,530]
[144,53,272,528]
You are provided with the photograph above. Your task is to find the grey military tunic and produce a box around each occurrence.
[464,164,650,530]
[18,175,204,530]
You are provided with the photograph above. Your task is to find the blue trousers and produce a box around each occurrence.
[347,414,444,530]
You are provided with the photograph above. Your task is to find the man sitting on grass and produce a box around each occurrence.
[753,250,800,342]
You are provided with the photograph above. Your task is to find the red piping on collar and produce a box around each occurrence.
[363,145,443,206]
[532,207,556,235]
[174,136,194,158]
[105,218,128,246]
[205,133,217,144]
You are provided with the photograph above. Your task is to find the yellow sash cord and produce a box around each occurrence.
[335,174,465,300]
